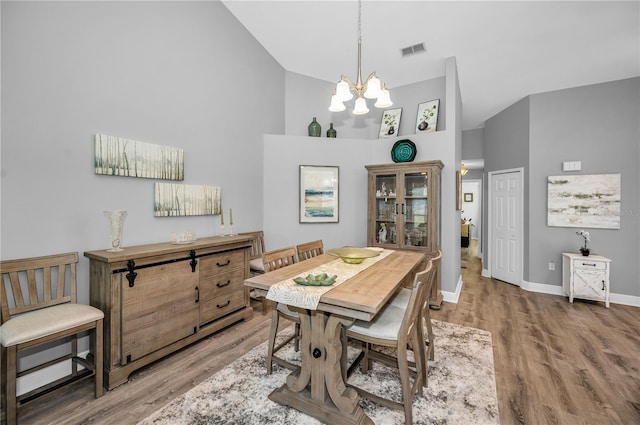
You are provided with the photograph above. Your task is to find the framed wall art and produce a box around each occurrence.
[154,183,221,217]
[464,193,474,203]
[415,99,439,133]
[94,134,184,180]
[379,108,402,139]
[299,165,339,223]
[547,174,620,229]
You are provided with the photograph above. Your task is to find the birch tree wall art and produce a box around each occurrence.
[94,134,184,180]
[154,183,221,217]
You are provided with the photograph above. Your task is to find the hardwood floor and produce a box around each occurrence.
[10,259,640,425]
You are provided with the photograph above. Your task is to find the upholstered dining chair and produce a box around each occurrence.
[295,240,324,261]
[389,250,441,385]
[343,260,435,425]
[263,246,301,375]
[0,252,104,425]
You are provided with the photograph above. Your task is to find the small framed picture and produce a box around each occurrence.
[464,192,474,203]
[379,108,402,139]
[416,99,439,133]
[299,165,339,223]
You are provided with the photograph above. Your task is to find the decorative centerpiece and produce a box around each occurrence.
[104,210,127,252]
[294,273,338,286]
[171,231,196,244]
[576,229,591,256]
[326,247,380,264]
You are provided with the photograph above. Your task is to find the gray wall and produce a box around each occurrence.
[1,1,284,371]
[462,128,484,160]
[483,78,639,298]
[483,96,531,276]
[528,78,639,297]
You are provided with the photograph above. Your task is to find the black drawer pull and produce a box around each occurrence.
[195,286,200,303]
[602,280,605,290]
[216,259,231,267]
[581,262,597,267]
[216,280,231,288]
[216,300,231,309]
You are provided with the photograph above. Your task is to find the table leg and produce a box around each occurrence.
[269,309,373,425]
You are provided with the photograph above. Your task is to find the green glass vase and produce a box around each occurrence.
[327,123,337,138]
[308,117,321,137]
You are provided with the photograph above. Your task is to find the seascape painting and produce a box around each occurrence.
[547,174,620,229]
[299,165,339,223]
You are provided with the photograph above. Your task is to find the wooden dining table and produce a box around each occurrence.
[244,249,427,425]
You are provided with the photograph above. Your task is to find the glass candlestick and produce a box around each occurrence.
[220,224,225,236]
[228,225,234,236]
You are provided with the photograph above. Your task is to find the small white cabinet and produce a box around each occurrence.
[562,253,611,308]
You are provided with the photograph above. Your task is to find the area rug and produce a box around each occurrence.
[138,320,499,425]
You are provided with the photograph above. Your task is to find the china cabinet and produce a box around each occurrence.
[562,252,611,308]
[85,235,254,389]
[365,160,444,307]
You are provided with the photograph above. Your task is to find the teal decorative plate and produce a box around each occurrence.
[293,273,338,286]
[391,139,417,163]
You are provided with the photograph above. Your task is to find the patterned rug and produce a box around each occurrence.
[138,320,499,425]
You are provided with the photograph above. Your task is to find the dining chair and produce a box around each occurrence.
[239,230,266,275]
[390,250,441,385]
[1,252,104,425]
[263,246,301,374]
[343,260,435,425]
[239,231,268,313]
[295,239,324,261]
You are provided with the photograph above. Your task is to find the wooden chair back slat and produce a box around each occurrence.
[239,231,266,260]
[1,252,78,324]
[263,246,298,272]
[296,240,324,261]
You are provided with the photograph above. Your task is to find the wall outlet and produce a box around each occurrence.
[548,261,556,271]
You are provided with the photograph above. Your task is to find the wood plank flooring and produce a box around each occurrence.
[10,257,640,425]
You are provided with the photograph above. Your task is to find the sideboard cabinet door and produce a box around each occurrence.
[121,260,199,364]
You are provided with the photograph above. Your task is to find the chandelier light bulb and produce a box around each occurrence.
[353,96,369,115]
[374,87,393,108]
[329,93,346,112]
[364,75,381,99]
[336,80,353,102]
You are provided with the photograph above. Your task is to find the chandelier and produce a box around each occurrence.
[328,0,392,115]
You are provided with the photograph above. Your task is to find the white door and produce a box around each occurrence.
[489,169,522,285]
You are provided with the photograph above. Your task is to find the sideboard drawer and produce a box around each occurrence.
[200,250,245,277]
[200,290,245,325]
[200,267,245,300]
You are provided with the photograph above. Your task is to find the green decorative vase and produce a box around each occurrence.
[327,123,337,138]
[308,117,321,137]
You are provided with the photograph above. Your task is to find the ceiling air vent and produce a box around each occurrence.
[401,42,426,57]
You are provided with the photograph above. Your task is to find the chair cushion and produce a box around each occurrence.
[249,258,265,272]
[347,304,404,341]
[0,303,104,347]
[388,288,411,308]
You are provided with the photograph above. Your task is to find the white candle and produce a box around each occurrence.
[220,208,224,225]
[230,208,233,225]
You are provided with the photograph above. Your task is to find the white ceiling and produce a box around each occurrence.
[222,1,639,130]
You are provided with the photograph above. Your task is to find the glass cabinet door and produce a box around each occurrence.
[374,174,397,244]
[403,172,429,247]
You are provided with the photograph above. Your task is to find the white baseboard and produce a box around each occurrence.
[17,350,89,396]
[442,274,463,304]
[520,279,640,307]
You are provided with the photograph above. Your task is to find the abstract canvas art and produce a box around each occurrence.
[547,174,620,229]
[299,165,339,223]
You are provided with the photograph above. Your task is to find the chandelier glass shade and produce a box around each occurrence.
[328,0,392,115]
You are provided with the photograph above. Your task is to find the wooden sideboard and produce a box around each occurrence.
[84,235,254,389]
